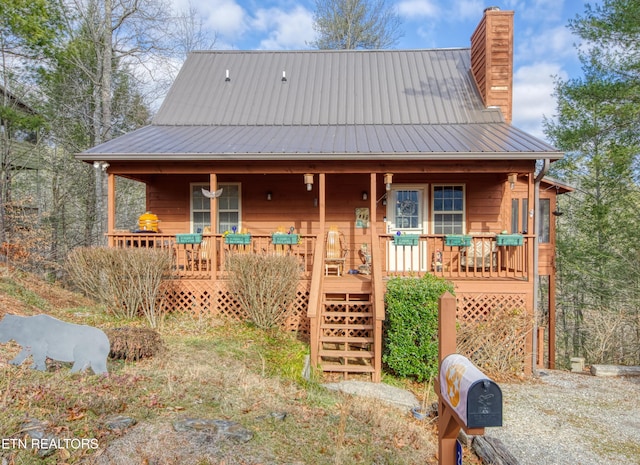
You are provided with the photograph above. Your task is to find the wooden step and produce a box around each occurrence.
[319,336,374,344]
[323,300,372,306]
[319,364,375,373]
[321,310,373,317]
[319,349,374,358]
[320,323,373,330]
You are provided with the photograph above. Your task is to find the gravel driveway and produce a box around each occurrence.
[488,369,640,465]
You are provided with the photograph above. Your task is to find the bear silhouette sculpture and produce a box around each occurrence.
[0,314,110,374]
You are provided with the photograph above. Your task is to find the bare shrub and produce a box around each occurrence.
[457,307,532,379]
[581,306,638,365]
[105,327,163,360]
[226,253,300,330]
[65,247,173,327]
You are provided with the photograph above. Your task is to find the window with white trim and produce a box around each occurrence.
[191,183,241,233]
[432,185,465,234]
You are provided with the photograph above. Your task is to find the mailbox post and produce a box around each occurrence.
[435,292,503,465]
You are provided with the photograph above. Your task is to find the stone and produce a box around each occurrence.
[104,415,137,431]
[172,418,254,443]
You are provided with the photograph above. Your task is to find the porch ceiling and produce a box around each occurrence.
[78,123,562,162]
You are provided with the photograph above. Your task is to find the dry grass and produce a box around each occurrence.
[0,271,439,465]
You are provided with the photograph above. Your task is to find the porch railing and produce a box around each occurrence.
[107,232,316,280]
[108,232,532,281]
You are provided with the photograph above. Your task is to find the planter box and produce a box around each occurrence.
[176,234,202,244]
[445,235,472,247]
[272,234,299,245]
[393,234,419,246]
[496,234,523,246]
[225,234,251,245]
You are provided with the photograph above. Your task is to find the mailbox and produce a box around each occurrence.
[440,354,502,428]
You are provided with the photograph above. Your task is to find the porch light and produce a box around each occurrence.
[508,173,518,190]
[304,173,314,191]
[362,191,368,201]
[384,173,393,191]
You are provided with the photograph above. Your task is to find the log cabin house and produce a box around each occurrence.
[78,8,566,381]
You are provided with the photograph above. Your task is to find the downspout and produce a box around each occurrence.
[532,159,550,376]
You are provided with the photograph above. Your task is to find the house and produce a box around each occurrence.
[77,8,564,381]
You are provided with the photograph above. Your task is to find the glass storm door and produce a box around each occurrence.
[386,186,428,271]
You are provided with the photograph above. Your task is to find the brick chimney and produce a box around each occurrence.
[470,7,514,123]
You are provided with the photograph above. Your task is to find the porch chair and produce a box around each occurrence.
[460,237,497,270]
[198,227,212,271]
[324,226,348,276]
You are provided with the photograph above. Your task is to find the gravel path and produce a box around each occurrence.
[488,369,640,465]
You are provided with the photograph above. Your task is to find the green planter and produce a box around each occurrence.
[496,234,523,246]
[272,234,299,245]
[225,234,251,245]
[176,234,202,244]
[393,234,419,246]
[444,235,472,247]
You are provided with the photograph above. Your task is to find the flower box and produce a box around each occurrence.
[393,234,419,246]
[496,234,523,246]
[225,234,251,245]
[176,234,202,244]
[272,234,299,245]
[444,235,472,247]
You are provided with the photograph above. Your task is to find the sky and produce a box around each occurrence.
[166,0,589,142]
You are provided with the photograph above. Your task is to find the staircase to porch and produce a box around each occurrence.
[315,277,377,378]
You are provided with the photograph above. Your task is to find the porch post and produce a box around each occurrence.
[209,173,218,281]
[319,173,325,231]
[370,172,384,382]
[107,172,116,247]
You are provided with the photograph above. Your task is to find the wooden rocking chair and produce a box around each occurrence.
[324,227,348,276]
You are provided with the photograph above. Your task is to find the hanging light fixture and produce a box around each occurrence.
[304,173,314,191]
[384,173,393,191]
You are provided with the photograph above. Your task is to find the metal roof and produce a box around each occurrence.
[80,123,560,160]
[79,49,562,161]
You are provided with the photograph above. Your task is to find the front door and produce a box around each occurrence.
[386,185,428,271]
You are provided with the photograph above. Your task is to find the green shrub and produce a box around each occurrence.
[383,274,454,381]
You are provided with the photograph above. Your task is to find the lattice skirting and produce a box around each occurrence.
[162,279,310,335]
[456,292,531,372]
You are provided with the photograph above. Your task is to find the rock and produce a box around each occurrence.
[256,411,288,422]
[172,418,254,443]
[104,415,137,431]
[20,418,57,458]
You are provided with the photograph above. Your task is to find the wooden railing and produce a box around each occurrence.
[378,234,532,280]
[107,232,316,280]
[107,232,532,281]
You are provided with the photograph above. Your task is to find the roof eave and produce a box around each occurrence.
[76,151,564,162]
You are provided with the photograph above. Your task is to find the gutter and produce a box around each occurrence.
[532,158,550,376]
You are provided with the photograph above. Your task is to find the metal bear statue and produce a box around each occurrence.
[0,314,110,374]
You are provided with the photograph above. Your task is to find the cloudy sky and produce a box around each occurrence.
[166,0,588,142]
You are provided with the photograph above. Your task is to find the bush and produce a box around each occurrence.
[383,274,454,382]
[456,307,531,378]
[65,247,173,327]
[227,253,300,330]
[105,327,163,360]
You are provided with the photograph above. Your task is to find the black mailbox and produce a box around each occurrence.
[466,378,502,428]
[440,354,503,429]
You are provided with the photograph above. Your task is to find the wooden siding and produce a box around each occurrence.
[470,9,514,123]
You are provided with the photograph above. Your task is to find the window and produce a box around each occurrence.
[538,199,550,243]
[191,183,240,233]
[432,185,464,234]
[511,198,529,234]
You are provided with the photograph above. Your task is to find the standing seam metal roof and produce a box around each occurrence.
[79,49,562,160]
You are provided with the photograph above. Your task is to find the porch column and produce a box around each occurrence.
[370,172,384,383]
[319,173,326,233]
[107,172,116,247]
[209,173,218,282]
